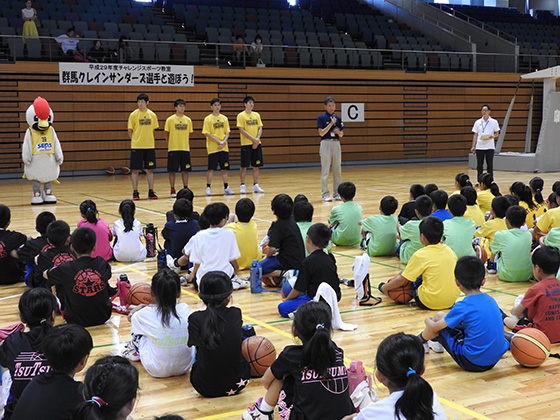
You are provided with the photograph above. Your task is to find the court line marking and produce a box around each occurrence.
[120,264,491,420]
[0,293,23,301]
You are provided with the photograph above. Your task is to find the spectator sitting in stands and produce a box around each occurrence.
[250,34,264,66]
[55,27,86,61]
[87,40,107,63]
[113,36,133,63]
[233,36,247,66]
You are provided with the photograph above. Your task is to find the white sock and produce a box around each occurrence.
[259,400,275,413]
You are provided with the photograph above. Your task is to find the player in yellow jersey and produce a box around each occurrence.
[237,96,264,194]
[164,99,193,198]
[202,98,234,196]
[127,93,159,200]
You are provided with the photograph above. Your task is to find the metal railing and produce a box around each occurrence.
[0,34,555,73]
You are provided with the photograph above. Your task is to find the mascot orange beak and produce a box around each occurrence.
[33,96,51,131]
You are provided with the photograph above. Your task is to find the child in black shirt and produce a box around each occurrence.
[11,324,93,420]
[188,271,250,397]
[45,227,112,327]
[243,301,354,420]
[37,220,75,306]
[0,204,29,285]
[11,211,55,287]
[278,223,341,318]
[0,288,57,419]
[258,194,305,283]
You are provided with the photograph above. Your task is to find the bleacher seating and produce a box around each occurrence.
[0,0,462,71]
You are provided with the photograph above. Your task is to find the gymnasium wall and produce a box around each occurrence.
[0,62,540,176]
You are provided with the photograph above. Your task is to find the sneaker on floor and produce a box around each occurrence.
[148,190,158,200]
[206,187,212,196]
[31,191,44,205]
[487,259,497,274]
[121,341,140,362]
[240,184,247,194]
[322,195,333,202]
[132,190,140,201]
[224,186,235,195]
[252,183,265,193]
[242,398,273,420]
[428,340,445,353]
[333,194,342,201]
[423,341,430,354]
[232,276,250,290]
[170,187,176,198]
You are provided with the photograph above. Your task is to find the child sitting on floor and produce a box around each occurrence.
[12,211,55,287]
[360,195,399,257]
[398,195,433,265]
[443,194,476,259]
[0,204,29,285]
[242,301,355,420]
[489,205,533,281]
[418,256,509,371]
[258,194,305,283]
[45,227,113,327]
[381,216,460,310]
[11,324,93,420]
[278,223,341,318]
[224,198,260,271]
[429,190,452,221]
[329,181,363,247]
[503,246,560,343]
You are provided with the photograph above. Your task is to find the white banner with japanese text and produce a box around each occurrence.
[59,63,194,86]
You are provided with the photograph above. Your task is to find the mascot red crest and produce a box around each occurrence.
[22,96,63,205]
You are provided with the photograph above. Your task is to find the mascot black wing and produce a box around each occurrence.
[22,96,63,205]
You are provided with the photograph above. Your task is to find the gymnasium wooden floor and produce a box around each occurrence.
[1,163,559,420]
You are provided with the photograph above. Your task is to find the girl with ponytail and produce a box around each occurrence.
[72,355,138,420]
[78,199,113,261]
[529,177,547,222]
[509,182,537,227]
[477,173,501,215]
[343,333,446,420]
[188,271,250,397]
[452,173,472,195]
[112,199,146,262]
[0,288,57,419]
[243,301,355,420]
[123,269,193,378]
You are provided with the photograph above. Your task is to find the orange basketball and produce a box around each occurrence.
[475,245,488,263]
[241,336,277,377]
[511,328,550,368]
[127,283,154,305]
[262,276,282,287]
[387,282,414,303]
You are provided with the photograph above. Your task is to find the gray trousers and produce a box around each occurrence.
[32,180,52,193]
[320,139,341,198]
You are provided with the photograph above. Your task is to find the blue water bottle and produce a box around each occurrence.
[250,259,262,293]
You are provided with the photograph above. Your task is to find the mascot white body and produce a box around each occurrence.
[22,97,63,205]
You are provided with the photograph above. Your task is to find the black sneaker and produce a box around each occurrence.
[132,190,140,201]
[148,190,158,200]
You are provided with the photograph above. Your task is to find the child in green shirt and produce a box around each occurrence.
[294,200,314,257]
[399,195,433,264]
[443,194,476,258]
[490,205,533,282]
[328,182,362,246]
[360,195,399,257]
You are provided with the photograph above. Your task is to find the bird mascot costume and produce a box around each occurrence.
[22,96,63,205]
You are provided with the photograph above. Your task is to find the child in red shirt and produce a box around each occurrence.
[504,246,560,343]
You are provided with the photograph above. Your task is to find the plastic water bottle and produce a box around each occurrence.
[250,259,262,293]
[146,233,155,257]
